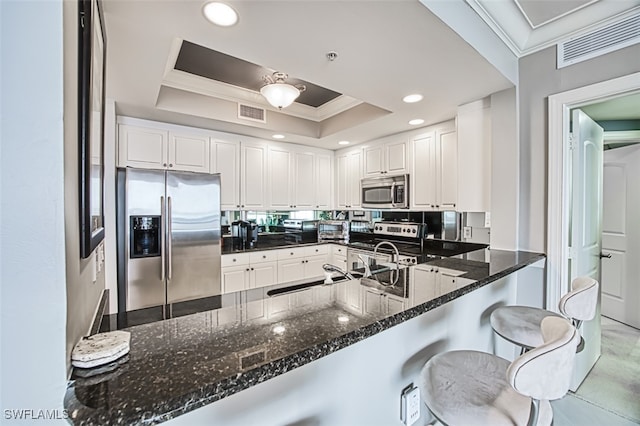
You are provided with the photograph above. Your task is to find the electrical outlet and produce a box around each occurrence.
[463,226,472,239]
[401,385,420,426]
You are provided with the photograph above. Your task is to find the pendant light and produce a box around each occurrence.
[260,72,306,109]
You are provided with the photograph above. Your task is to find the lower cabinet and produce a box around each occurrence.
[411,264,465,304]
[221,245,330,294]
[221,251,277,293]
[364,288,406,315]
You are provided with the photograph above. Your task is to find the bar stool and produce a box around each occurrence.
[420,316,579,426]
[490,276,599,354]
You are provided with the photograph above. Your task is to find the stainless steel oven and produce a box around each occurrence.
[361,174,409,209]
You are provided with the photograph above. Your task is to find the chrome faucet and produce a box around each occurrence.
[373,241,400,285]
[322,263,355,281]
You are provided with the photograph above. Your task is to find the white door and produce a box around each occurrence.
[315,153,332,209]
[385,140,407,174]
[211,140,240,210]
[168,132,210,173]
[268,147,292,209]
[293,151,315,209]
[601,144,640,328]
[241,144,267,209]
[569,109,604,390]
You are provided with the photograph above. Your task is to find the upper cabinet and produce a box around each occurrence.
[363,140,407,176]
[336,148,362,209]
[457,99,491,212]
[315,153,332,210]
[118,123,209,173]
[211,139,241,210]
[410,127,457,211]
[241,142,269,210]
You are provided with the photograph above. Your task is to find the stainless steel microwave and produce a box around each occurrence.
[318,220,349,242]
[361,174,409,209]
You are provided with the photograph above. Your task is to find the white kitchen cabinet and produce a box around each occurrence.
[363,140,407,176]
[118,124,209,173]
[293,151,316,209]
[221,251,277,293]
[315,153,332,209]
[364,288,406,315]
[211,139,241,210]
[241,142,268,210]
[411,264,465,304]
[336,281,363,314]
[267,146,293,210]
[336,149,362,209]
[457,98,491,212]
[410,128,457,210]
[276,245,329,283]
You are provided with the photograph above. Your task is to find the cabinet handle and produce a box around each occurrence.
[233,259,237,262]
[262,255,266,259]
[236,205,240,208]
[246,268,250,271]
[169,164,173,168]
[251,267,254,271]
[163,163,167,167]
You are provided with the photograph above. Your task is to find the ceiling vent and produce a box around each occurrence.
[238,103,266,123]
[557,14,640,68]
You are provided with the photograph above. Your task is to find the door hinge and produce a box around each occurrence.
[568,134,575,151]
[567,246,575,259]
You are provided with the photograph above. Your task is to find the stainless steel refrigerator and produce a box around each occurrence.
[116,168,221,313]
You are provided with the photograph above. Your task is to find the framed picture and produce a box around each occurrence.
[78,0,106,259]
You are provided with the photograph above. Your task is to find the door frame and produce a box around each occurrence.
[547,72,640,310]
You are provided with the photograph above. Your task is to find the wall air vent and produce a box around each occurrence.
[238,103,266,123]
[557,14,640,69]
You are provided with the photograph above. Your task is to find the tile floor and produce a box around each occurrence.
[551,316,640,425]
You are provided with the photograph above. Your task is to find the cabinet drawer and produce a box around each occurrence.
[276,247,306,260]
[304,244,329,257]
[222,253,250,267]
[331,245,348,256]
[250,250,278,264]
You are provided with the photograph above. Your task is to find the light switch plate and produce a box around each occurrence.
[463,226,472,239]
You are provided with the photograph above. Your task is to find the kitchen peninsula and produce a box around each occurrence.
[64,247,544,425]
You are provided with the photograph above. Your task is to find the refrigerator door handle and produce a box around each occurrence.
[168,196,173,280]
[160,196,166,281]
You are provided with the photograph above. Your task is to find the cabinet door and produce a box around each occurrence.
[293,151,315,209]
[364,145,384,176]
[348,151,362,208]
[410,133,437,210]
[250,261,278,289]
[168,132,210,173]
[268,146,292,209]
[385,141,407,174]
[221,266,249,294]
[364,289,383,315]
[315,153,332,209]
[336,154,348,209]
[438,130,458,209]
[118,124,168,169]
[411,267,438,304]
[241,143,268,210]
[304,255,328,280]
[277,258,305,284]
[386,294,406,315]
[211,140,240,210]
[291,288,314,308]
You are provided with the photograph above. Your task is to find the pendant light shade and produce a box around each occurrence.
[260,72,305,109]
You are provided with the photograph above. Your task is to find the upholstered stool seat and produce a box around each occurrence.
[420,317,579,426]
[490,276,598,354]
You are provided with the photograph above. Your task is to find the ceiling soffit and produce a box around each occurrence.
[467,0,640,56]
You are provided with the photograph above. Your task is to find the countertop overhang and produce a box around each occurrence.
[64,249,545,425]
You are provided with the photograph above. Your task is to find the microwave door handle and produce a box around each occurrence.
[390,182,397,208]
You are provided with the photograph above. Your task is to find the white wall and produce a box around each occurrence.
[0,0,68,420]
[518,43,640,253]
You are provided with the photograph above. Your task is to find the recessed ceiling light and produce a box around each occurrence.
[403,94,423,103]
[272,134,285,139]
[338,140,350,145]
[203,2,238,27]
[409,119,424,126]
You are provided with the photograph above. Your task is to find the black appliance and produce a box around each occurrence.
[130,216,161,258]
[231,220,258,249]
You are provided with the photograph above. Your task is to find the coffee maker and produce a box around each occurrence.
[231,220,258,249]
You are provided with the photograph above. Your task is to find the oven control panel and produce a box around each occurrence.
[373,222,422,238]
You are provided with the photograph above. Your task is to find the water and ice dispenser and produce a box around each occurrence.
[130,216,161,258]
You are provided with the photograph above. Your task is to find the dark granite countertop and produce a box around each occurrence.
[64,248,544,425]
